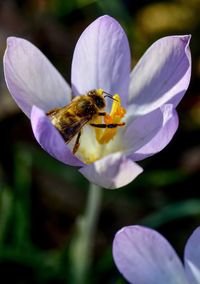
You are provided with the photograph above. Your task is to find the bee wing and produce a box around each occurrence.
[59,116,90,144]
[47,96,91,144]
[47,100,76,118]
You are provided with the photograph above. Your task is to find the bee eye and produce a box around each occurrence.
[93,96,105,108]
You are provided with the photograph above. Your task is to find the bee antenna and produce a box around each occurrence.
[103,91,118,102]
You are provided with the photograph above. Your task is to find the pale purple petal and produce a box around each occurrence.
[71,15,130,107]
[124,107,165,154]
[129,105,178,161]
[184,227,200,284]
[113,226,189,284]
[4,37,71,118]
[79,153,143,189]
[128,35,191,116]
[31,106,83,167]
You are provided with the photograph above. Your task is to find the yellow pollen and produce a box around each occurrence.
[96,88,104,95]
[94,94,126,144]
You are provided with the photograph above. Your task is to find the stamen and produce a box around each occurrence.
[94,94,126,144]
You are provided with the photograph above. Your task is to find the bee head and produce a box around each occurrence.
[88,89,106,109]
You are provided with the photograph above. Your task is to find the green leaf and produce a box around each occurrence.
[140,199,200,228]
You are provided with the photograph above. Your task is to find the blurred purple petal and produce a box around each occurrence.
[128,35,191,116]
[31,106,83,167]
[4,37,71,117]
[129,105,178,161]
[184,227,200,284]
[113,226,188,284]
[79,153,143,189]
[71,15,130,107]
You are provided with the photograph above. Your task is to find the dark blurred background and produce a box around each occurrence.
[0,0,200,283]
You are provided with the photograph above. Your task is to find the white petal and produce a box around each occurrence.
[71,15,130,107]
[129,105,179,161]
[184,227,200,284]
[4,37,71,117]
[79,152,143,189]
[113,225,189,284]
[128,35,191,116]
[124,107,164,154]
[31,105,83,167]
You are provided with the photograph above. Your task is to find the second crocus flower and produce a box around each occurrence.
[113,225,200,284]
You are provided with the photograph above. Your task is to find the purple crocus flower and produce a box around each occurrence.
[113,225,200,284]
[3,15,191,189]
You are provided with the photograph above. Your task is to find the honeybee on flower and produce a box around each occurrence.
[3,15,191,189]
[46,89,125,154]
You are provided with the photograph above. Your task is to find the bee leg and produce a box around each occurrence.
[72,131,81,154]
[46,108,60,117]
[90,122,125,128]
[98,112,106,116]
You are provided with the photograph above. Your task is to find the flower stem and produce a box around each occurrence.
[70,183,102,284]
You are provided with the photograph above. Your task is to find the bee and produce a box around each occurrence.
[47,89,125,154]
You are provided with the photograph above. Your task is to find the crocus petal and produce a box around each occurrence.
[129,105,178,161]
[184,227,200,284]
[79,152,143,189]
[124,107,166,154]
[113,225,189,284]
[4,37,71,118]
[31,105,83,167]
[128,35,191,116]
[71,15,130,107]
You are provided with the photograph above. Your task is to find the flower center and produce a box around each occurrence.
[76,92,126,164]
[93,93,126,144]
[47,88,126,164]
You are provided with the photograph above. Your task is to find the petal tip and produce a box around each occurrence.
[180,34,192,52]
[6,37,15,47]
[4,37,24,61]
[97,14,115,21]
[94,14,121,27]
[178,34,192,52]
[182,34,192,43]
[114,225,139,238]
[6,36,22,48]
[171,34,191,44]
